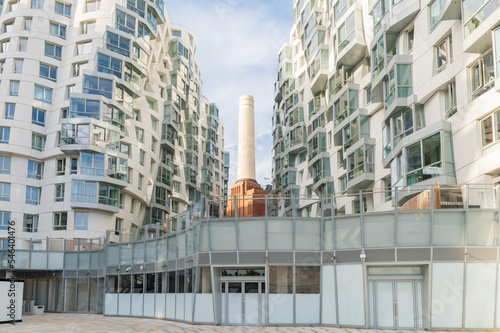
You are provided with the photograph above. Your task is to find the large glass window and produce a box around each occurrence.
[55,1,71,16]
[54,212,67,230]
[295,266,320,294]
[106,32,130,57]
[481,109,500,147]
[338,13,355,53]
[0,182,10,201]
[32,107,46,126]
[269,266,293,294]
[27,160,43,179]
[40,63,57,82]
[373,0,387,34]
[115,9,136,35]
[429,0,443,31]
[97,53,122,78]
[0,211,10,230]
[471,51,494,99]
[49,22,66,39]
[5,103,15,120]
[334,89,358,125]
[463,0,496,38]
[75,212,88,230]
[0,127,10,144]
[126,0,145,17]
[70,98,100,119]
[0,156,11,174]
[80,153,105,176]
[34,85,52,103]
[83,76,112,98]
[72,180,97,203]
[406,133,442,185]
[348,146,374,180]
[99,184,119,207]
[23,214,38,232]
[44,42,62,60]
[62,124,90,145]
[26,186,41,205]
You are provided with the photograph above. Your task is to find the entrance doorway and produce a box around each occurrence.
[368,279,423,329]
[221,280,265,325]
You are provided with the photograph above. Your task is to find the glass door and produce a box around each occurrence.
[376,281,395,328]
[221,280,265,326]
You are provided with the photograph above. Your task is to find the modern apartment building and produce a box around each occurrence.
[0,0,226,240]
[272,0,500,216]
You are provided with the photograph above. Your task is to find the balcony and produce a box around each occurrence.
[60,119,122,155]
[462,0,500,54]
[371,33,397,99]
[161,124,176,153]
[439,0,461,20]
[328,66,353,100]
[383,58,414,119]
[386,0,420,33]
[336,4,366,67]
[346,144,375,193]
[309,49,329,95]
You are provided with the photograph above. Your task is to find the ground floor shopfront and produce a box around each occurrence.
[8,251,500,330]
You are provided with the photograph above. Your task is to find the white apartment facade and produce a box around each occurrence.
[0,0,226,241]
[272,0,500,215]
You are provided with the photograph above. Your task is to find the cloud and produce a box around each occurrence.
[165,0,293,188]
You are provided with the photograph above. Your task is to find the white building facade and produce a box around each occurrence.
[0,0,225,241]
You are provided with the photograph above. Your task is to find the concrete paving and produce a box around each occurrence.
[0,313,475,333]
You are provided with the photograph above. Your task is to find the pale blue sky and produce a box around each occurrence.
[165,0,294,187]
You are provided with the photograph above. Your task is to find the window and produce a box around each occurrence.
[463,0,496,38]
[76,41,92,55]
[136,128,144,142]
[32,107,46,126]
[406,133,442,185]
[55,183,65,202]
[138,174,143,190]
[72,62,89,77]
[18,38,27,52]
[366,85,372,105]
[27,160,43,179]
[10,81,19,96]
[55,1,71,16]
[14,59,23,73]
[372,0,387,34]
[52,212,67,231]
[5,104,15,120]
[83,75,112,98]
[347,146,374,180]
[31,0,44,9]
[337,13,355,54]
[0,156,11,174]
[0,183,10,201]
[31,133,45,151]
[70,98,100,119]
[80,20,96,34]
[106,32,130,57]
[8,1,19,12]
[139,149,145,165]
[0,212,10,231]
[45,42,62,60]
[26,186,41,205]
[75,212,89,230]
[34,85,52,103]
[0,127,10,144]
[97,53,122,78]
[80,153,105,176]
[429,0,442,31]
[471,51,494,99]
[40,63,57,81]
[444,82,457,119]
[126,0,145,17]
[72,180,97,203]
[0,39,10,53]
[23,214,39,233]
[24,18,32,30]
[67,159,76,175]
[436,36,452,71]
[50,22,67,39]
[85,0,101,12]
[115,9,136,35]
[56,158,66,176]
[481,109,500,147]
[407,28,414,53]
[130,198,136,214]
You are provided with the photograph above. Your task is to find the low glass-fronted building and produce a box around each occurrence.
[2,184,500,329]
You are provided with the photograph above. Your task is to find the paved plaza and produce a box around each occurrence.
[0,313,481,333]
